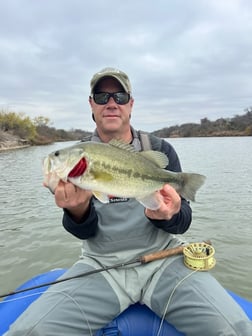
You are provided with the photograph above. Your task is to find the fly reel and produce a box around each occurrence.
[183,242,216,271]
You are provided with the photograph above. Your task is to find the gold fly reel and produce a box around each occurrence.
[183,242,216,271]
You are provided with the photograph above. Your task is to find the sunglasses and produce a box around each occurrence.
[92,92,131,105]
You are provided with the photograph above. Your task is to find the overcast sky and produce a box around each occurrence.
[0,0,251,132]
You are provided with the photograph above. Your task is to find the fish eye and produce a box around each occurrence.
[54,151,60,156]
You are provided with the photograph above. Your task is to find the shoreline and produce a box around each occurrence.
[0,144,31,152]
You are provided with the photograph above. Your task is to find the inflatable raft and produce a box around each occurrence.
[1,269,251,335]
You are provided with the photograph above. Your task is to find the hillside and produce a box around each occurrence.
[152,111,252,138]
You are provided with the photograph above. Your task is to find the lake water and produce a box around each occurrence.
[0,137,251,301]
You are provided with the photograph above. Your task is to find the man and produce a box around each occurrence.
[6,67,252,335]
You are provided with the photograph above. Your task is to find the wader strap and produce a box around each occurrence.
[138,130,162,152]
[138,130,152,151]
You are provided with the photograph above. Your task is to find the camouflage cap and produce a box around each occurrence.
[90,67,132,94]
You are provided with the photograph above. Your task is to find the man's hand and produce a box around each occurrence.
[145,184,181,220]
[44,178,92,222]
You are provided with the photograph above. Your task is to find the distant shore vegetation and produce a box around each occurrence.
[0,108,252,149]
[0,111,91,146]
[152,108,252,138]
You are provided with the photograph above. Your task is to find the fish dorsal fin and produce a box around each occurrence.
[108,139,168,168]
[108,139,137,153]
[139,150,169,168]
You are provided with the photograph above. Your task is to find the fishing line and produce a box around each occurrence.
[45,290,93,336]
[155,242,215,335]
[1,290,93,336]
[0,291,45,304]
[156,269,198,336]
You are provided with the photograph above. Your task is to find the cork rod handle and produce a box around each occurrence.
[140,245,185,264]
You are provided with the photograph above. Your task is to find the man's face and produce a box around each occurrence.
[89,77,134,136]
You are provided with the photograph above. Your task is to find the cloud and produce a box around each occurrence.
[0,0,251,132]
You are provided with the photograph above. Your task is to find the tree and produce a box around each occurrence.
[33,116,51,127]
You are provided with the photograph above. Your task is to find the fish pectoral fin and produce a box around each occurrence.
[139,151,169,168]
[93,191,110,203]
[137,192,161,210]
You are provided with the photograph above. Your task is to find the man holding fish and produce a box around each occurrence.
[6,68,252,335]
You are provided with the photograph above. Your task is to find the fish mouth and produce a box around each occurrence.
[68,158,87,177]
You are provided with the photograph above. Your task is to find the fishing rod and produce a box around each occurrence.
[0,241,212,299]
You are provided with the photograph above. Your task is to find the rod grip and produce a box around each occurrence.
[140,245,185,264]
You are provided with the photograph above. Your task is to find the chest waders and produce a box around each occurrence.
[95,131,162,336]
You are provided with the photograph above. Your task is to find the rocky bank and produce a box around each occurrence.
[0,131,30,151]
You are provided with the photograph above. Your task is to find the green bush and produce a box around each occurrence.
[0,111,37,140]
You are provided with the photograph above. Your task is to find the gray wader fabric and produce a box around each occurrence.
[5,257,252,336]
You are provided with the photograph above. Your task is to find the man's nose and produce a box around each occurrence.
[107,96,117,105]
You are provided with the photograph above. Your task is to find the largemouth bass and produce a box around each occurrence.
[43,140,206,209]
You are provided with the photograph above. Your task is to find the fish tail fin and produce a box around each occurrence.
[177,173,206,201]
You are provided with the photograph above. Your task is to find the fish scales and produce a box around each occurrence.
[84,145,170,194]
